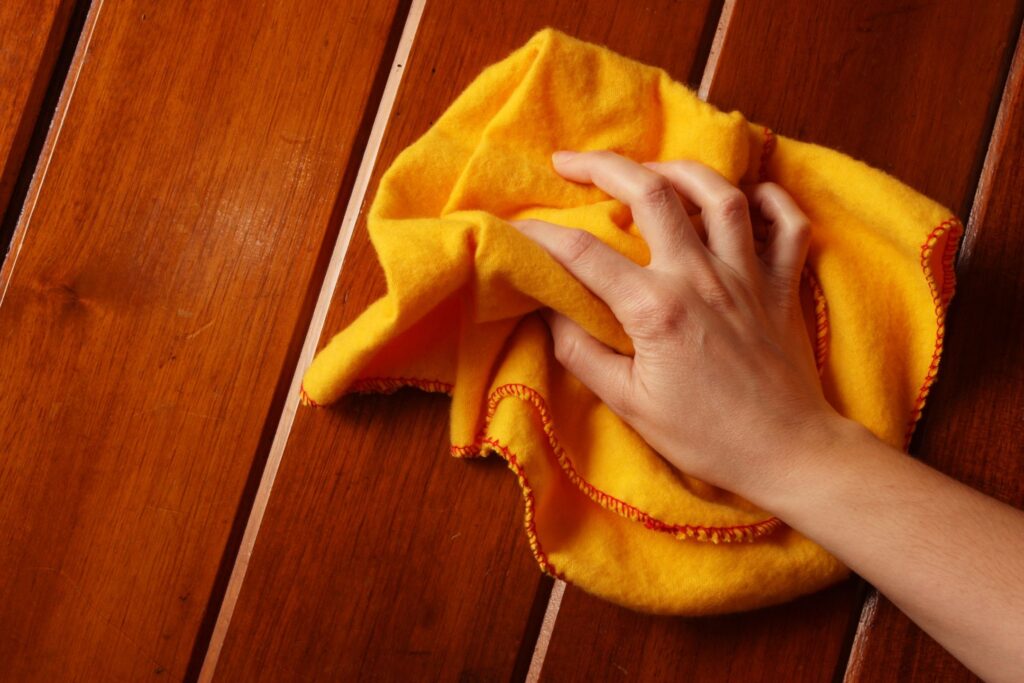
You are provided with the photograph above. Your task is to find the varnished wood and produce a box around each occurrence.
[0,1,403,679]
[208,1,720,680]
[0,0,76,224]
[845,19,1024,683]
[5,1,1020,680]
[540,1,1023,681]
[705,0,1023,218]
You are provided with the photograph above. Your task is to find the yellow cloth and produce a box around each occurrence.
[300,28,961,615]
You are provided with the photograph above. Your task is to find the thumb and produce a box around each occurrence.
[541,309,634,416]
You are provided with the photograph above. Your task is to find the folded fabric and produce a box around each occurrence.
[300,28,962,615]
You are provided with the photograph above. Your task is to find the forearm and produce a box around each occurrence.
[512,152,1019,676]
[747,418,1024,683]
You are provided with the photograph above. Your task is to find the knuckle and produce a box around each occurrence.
[629,288,687,333]
[560,228,597,263]
[789,218,812,242]
[636,175,676,208]
[714,190,750,224]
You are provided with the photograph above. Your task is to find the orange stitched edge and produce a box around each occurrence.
[464,383,783,543]
[299,384,322,407]
[754,123,957,452]
[480,437,567,580]
[903,217,963,450]
[760,127,828,373]
[299,378,566,578]
[758,127,776,182]
[802,265,830,373]
[345,376,455,396]
[304,376,785,544]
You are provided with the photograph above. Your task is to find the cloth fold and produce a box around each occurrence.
[300,28,962,615]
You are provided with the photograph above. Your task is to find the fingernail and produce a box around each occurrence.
[551,150,577,163]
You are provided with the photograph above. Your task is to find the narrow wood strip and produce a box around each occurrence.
[539,2,1023,681]
[196,1,425,677]
[0,0,77,227]
[207,2,718,680]
[526,580,566,683]
[844,17,1024,682]
[529,1,730,671]
[0,0,95,304]
[697,0,736,101]
[0,1,404,679]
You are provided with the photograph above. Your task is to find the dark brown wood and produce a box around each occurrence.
[845,19,1024,683]
[705,0,1024,219]
[209,1,720,680]
[545,581,866,683]
[0,1,403,680]
[540,1,1023,681]
[0,0,77,222]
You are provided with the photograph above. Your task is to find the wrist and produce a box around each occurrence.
[736,411,880,516]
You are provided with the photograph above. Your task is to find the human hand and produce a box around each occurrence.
[511,153,1024,683]
[511,150,849,502]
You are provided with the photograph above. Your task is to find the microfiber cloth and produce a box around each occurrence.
[299,28,962,615]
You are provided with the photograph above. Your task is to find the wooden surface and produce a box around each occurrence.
[2,0,1022,681]
[0,0,77,223]
[208,2,720,680]
[540,2,1024,681]
[0,1,403,680]
[845,20,1024,683]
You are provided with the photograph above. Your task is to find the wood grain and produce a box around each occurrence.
[208,1,721,680]
[0,0,77,225]
[540,1,1023,681]
[0,1,404,680]
[845,19,1024,683]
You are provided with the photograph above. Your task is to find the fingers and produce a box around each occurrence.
[746,182,811,282]
[642,160,757,273]
[510,218,644,319]
[551,150,706,270]
[541,309,634,415]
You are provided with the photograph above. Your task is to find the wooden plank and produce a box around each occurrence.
[539,1,1023,681]
[206,1,721,680]
[845,19,1024,683]
[0,1,404,680]
[0,0,77,226]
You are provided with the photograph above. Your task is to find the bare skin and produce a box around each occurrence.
[511,150,1024,683]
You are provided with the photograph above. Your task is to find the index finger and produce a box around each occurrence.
[509,217,646,323]
[551,150,709,271]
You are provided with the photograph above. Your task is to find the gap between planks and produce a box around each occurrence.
[526,2,736,679]
[842,17,1024,682]
[0,0,106,307]
[954,17,1024,275]
[197,0,735,677]
[195,0,427,679]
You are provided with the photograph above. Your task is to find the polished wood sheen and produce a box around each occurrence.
[845,21,1024,683]
[0,1,403,679]
[4,1,1023,680]
[209,1,720,680]
[539,2,1024,681]
[0,0,76,220]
